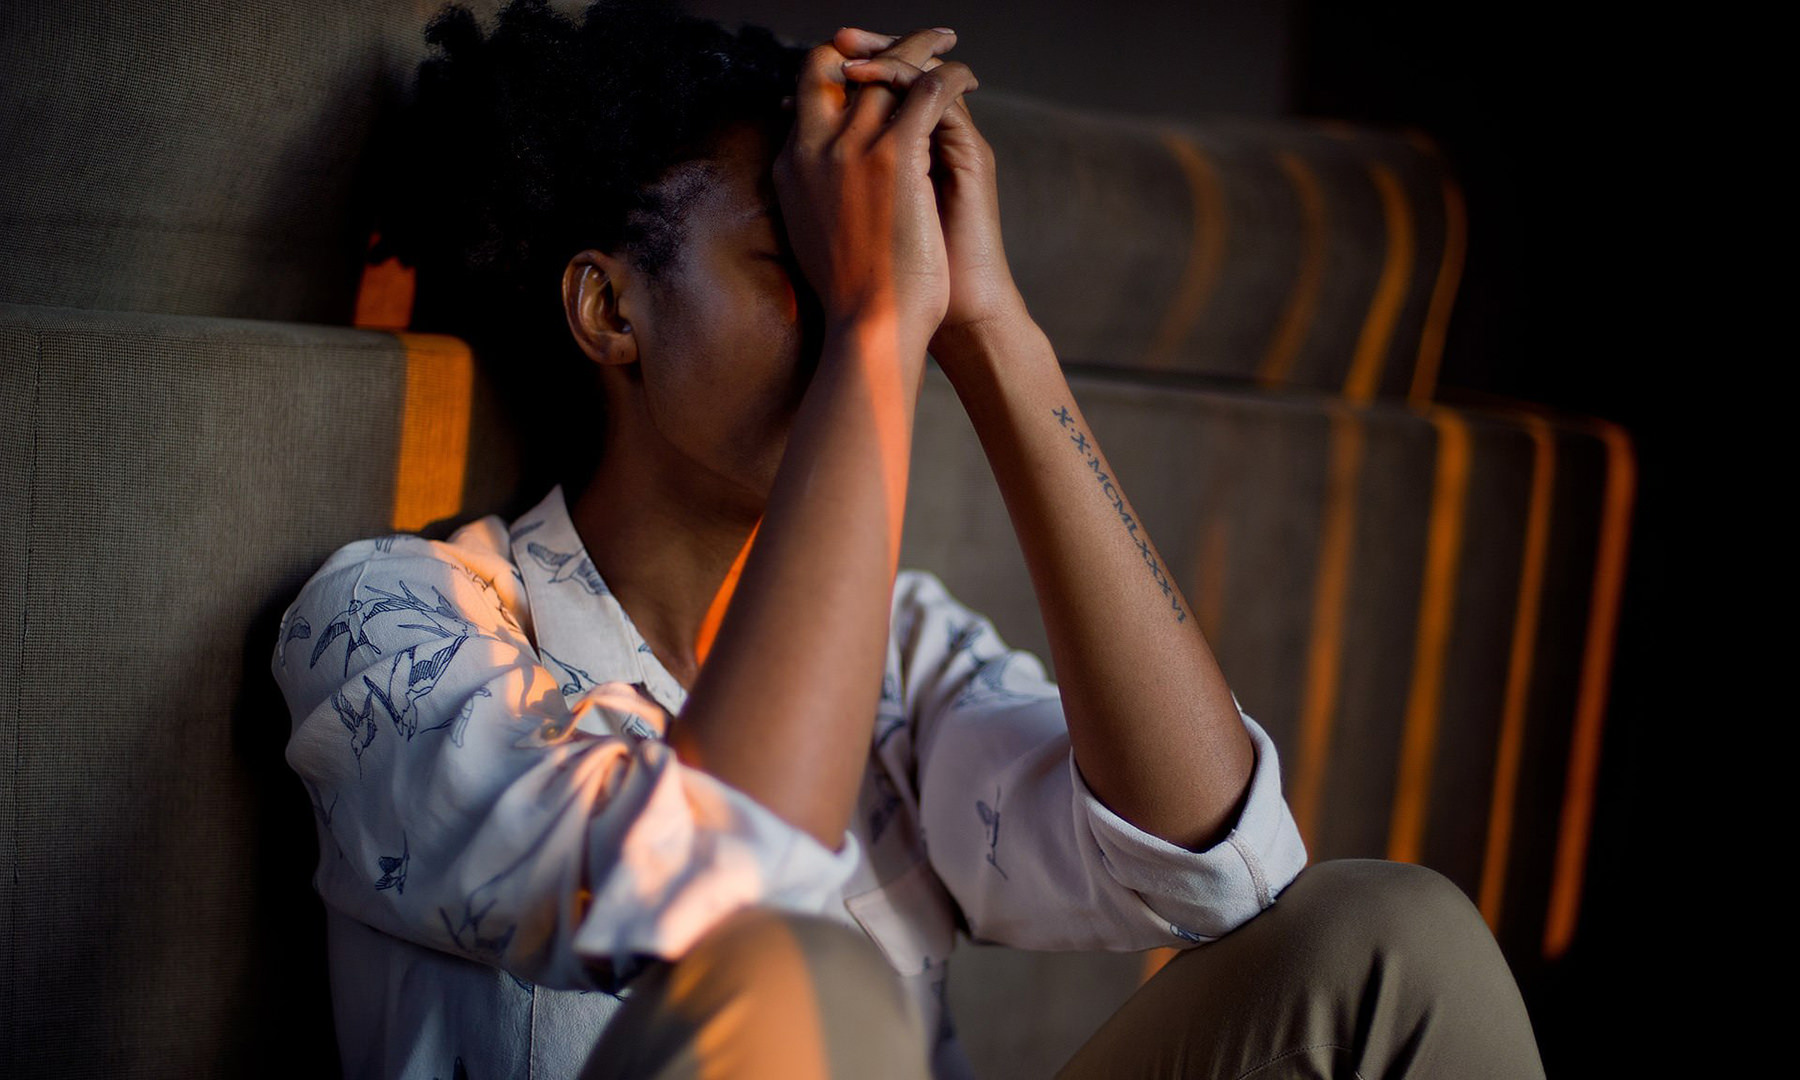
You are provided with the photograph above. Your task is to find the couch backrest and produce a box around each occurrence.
[0,304,522,1075]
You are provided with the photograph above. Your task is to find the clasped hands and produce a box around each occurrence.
[775,26,1028,364]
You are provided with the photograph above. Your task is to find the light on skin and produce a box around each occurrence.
[562,26,1252,855]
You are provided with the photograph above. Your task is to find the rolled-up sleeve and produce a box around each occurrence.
[275,538,859,992]
[899,570,1306,952]
[1071,705,1307,941]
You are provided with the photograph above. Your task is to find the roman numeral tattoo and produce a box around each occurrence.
[1054,406,1187,623]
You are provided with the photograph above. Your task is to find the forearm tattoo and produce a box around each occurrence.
[1054,406,1188,623]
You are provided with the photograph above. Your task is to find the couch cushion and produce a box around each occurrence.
[0,303,517,1075]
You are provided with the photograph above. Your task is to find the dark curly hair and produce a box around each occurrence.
[376,0,803,491]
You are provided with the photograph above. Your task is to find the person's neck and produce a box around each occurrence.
[568,438,760,693]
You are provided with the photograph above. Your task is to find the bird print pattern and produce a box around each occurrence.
[977,785,1009,880]
[375,833,411,894]
[271,490,1304,1080]
[525,541,607,595]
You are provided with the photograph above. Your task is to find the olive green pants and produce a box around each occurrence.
[581,860,1546,1079]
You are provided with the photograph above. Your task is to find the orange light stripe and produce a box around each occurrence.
[1408,174,1467,405]
[1144,133,1227,368]
[1545,421,1637,959]
[1142,946,1178,984]
[354,232,418,331]
[1386,408,1471,865]
[1342,163,1414,404]
[1292,410,1365,847]
[1260,151,1327,388]
[390,333,473,532]
[1478,416,1554,930]
[695,520,759,668]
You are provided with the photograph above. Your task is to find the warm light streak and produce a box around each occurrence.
[1342,163,1414,404]
[1386,408,1471,865]
[1144,132,1227,368]
[1141,946,1177,984]
[1545,421,1636,959]
[354,233,417,330]
[695,521,760,668]
[1479,416,1554,930]
[1292,410,1365,848]
[391,333,473,532]
[1260,151,1327,388]
[852,315,914,571]
[1409,171,1466,405]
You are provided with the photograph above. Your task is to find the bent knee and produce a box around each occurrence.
[1276,860,1504,981]
[679,907,904,1005]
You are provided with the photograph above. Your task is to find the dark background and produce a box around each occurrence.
[1291,7,1677,1074]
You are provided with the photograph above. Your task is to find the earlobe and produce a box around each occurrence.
[562,251,638,367]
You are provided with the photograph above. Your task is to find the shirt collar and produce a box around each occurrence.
[508,486,690,717]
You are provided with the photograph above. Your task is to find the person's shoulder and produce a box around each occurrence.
[273,515,525,692]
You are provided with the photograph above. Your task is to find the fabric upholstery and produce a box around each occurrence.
[0,303,518,1075]
[0,0,500,323]
[903,364,1618,970]
[976,94,1461,396]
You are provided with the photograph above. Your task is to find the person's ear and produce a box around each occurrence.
[562,250,639,367]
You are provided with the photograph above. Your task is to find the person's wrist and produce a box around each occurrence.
[822,306,932,380]
[929,295,1039,371]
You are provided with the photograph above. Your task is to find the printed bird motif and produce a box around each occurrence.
[953,652,1042,708]
[541,649,596,698]
[448,686,490,748]
[365,634,469,740]
[311,599,382,675]
[331,691,379,769]
[439,894,517,961]
[375,833,410,894]
[977,786,1008,879]
[310,582,471,676]
[946,620,985,656]
[525,542,607,594]
[370,581,474,636]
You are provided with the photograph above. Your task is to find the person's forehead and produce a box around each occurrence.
[699,127,780,226]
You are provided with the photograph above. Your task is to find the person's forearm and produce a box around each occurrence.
[669,317,923,851]
[934,313,1253,851]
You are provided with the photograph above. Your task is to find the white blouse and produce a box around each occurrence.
[273,486,1307,1080]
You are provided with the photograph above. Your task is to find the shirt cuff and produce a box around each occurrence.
[1073,704,1307,942]
[571,740,862,981]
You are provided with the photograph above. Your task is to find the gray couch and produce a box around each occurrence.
[1,1,1630,1075]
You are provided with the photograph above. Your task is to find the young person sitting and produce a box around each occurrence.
[272,3,1545,1076]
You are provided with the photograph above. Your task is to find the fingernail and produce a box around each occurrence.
[842,58,869,67]
[934,27,956,34]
